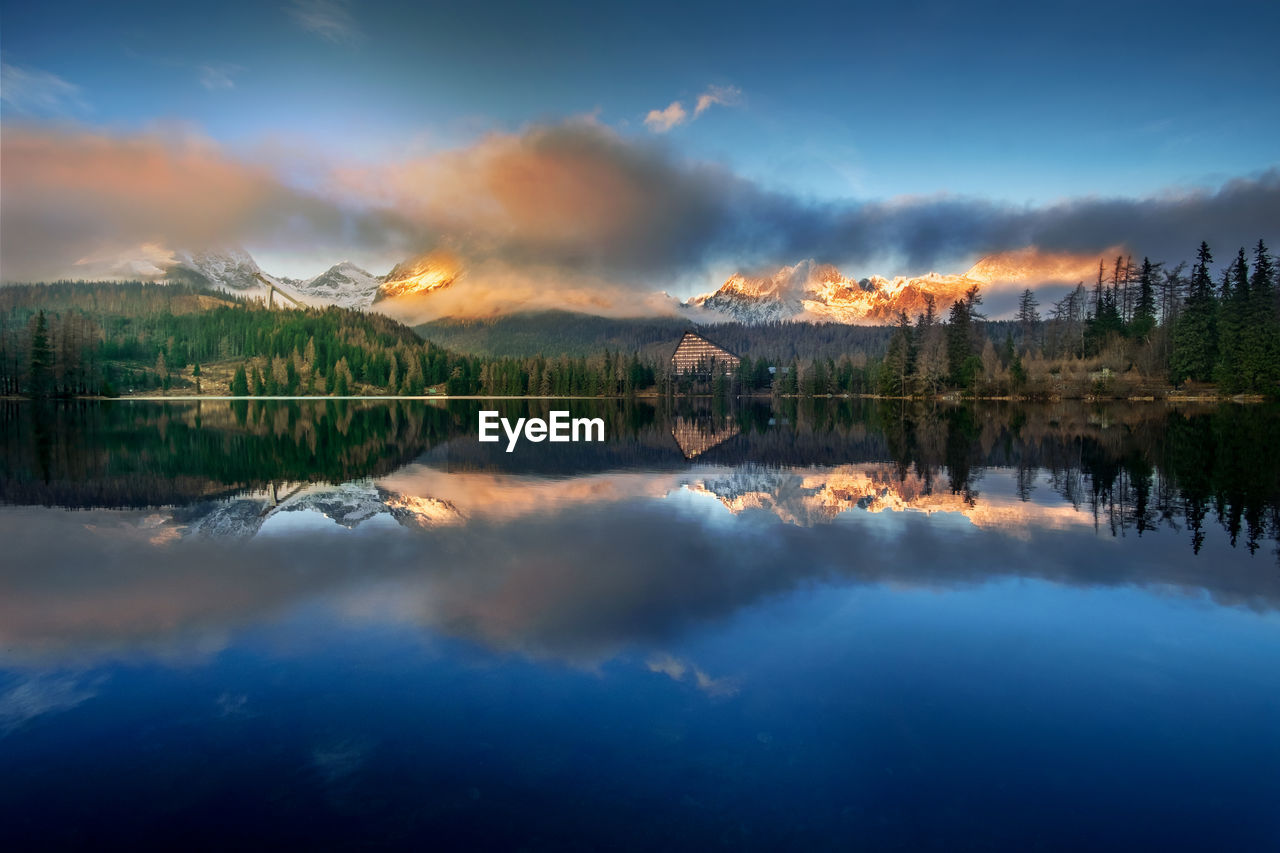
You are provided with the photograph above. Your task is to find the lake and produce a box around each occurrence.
[1,398,1278,850]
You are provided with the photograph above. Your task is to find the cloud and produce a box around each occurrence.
[0,124,412,282]
[289,0,361,44]
[340,121,1280,283]
[644,101,688,133]
[694,84,742,117]
[72,242,178,279]
[198,64,241,91]
[0,675,99,734]
[377,258,686,324]
[0,63,86,116]
[647,653,740,697]
[3,117,1277,295]
[645,85,742,132]
[332,119,742,277]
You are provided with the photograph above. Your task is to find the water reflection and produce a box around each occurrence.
[2,398,1278,669]
[4,397,1277,551]
[3,399,1279,850]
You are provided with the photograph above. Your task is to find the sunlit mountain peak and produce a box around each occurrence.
[375,251,463,301]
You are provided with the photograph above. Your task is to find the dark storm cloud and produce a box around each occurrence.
[727,169,1280,271]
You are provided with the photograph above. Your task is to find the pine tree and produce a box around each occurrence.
[1006,332,1026,386]
[28,310,54,398]
[231,364,250,396]
[1242,239,1278,393]
[880,311,915,396]
[1093,260,1106,318]
[1016,289,1040,352]
[1170,242,1218,383]
[1130,257,1158,340]
[946,287,982,387]
[1214,248,1249,392]
[333,357,352,396]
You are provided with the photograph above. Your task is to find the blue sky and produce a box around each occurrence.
[6,0,1278,198]
[2,0,1278,286]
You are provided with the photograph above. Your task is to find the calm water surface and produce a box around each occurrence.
[1,399,1278,850]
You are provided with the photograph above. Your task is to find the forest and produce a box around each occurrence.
[0,239,1276,400]
[722,239,1278,400]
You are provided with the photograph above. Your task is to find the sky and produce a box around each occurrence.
[2,0,1278,303]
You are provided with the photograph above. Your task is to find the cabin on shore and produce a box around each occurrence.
[670,332,741,376]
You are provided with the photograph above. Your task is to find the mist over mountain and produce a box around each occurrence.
[686,248,1108,324]
[292,261,384,308]
[104,243,1114,327]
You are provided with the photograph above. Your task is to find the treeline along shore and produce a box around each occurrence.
[1,239,1277,401]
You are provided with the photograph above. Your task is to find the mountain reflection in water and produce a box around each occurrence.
[1,399,1277,850]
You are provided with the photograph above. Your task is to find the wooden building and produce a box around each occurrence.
[670,332,740,375]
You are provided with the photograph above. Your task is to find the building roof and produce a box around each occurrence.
[670,331,740,368]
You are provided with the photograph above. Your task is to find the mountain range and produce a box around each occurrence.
[687,249,1107,324]
[157,245,1103,324]
[164,247,457,310]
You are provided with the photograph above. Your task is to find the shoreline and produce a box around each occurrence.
[2,392,1266,404]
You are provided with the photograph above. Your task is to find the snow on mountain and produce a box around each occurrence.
[153,244,1104,323]
[688,463,1091,532]
[164,249,384,309]
[183,481,465,540]
[375,251,461,302]
[686,260,975,325]
[686,250,1106,325]
[163,247,464,310]
[687,269,807,323]
[170,247,271,293]
[290,261,385,309]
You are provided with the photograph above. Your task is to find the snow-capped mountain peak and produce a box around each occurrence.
[291,261,384,309]
[686,259,964,325]
[170,247,266,292]
[375,251,461,302]
[685,249,1108,325]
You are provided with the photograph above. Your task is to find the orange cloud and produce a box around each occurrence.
[964,246,1124,290]
[4,117,1275,305]
[644,101,688,133]
[0,124,398,282]
[332,120,734,277]
[644,85,742,132]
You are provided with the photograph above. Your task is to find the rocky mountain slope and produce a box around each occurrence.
[686,249,1104,324]
[150,244,1101,325]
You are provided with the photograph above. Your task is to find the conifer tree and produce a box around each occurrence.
[946,287,982,387]
[1016,289,1040,352]
[1130,257,1158,340]
[1242,240,1278,393]
[28,310,54,398]
[1214,248,1249,392]
[231,364,250,397]
[1170,242,1219,383]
